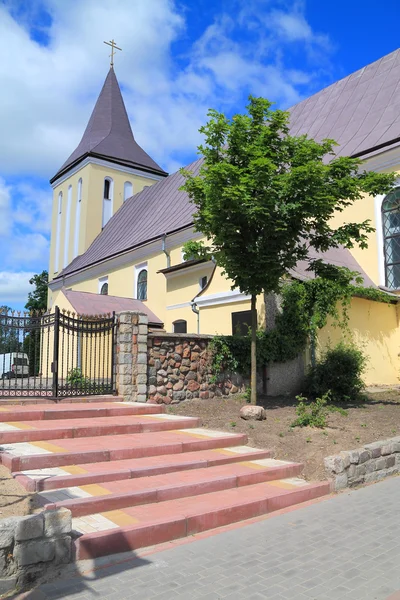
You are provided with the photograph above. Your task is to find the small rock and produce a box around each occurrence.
[239,405,266,421]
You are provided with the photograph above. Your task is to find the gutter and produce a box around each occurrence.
[162,234,171,268]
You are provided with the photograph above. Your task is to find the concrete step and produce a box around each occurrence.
[16,447,273,492]
[0,402,164,422]
[1,429,248,471]
[0,414,200,444]
[41,460,304,517]
[0,395,123,406]
[75,479,330,559]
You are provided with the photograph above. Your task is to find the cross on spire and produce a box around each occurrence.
[104,39,122,68]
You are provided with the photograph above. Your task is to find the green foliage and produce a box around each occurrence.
[208,337,238,382]
[180,96,395,299]
[244,386,252,403]
[291,393,330,428]
[25,271,48,313]
[304,342,367,402]
[182,241,210,262]
[0,306,22,354]
[66,368,91,388]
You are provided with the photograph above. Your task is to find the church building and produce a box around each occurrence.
[48,48,400,387]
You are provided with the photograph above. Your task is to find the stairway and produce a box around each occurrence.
[0,400,330,560]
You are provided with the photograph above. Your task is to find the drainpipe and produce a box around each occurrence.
[191,302,200,334]
[162,234,171,268]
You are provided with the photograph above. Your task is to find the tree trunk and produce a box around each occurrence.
[250,294,257,405]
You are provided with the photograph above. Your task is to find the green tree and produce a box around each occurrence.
[0,306,21,354]
[24,271,48,375]
[25,271,48,313]
[181,97,395,404]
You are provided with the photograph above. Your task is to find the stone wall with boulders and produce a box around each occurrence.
[0,508,73,595]
[325,436,400,491]
[147,333,242,404]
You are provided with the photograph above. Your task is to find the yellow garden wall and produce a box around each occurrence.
[318,297,400,385]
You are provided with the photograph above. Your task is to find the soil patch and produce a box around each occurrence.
[0,465,37,518]
[168,391,400,481]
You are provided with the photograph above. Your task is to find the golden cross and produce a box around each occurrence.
[104,39,122,67]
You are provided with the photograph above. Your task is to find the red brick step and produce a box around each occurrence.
[75,480,330,559]
[16,448,273,492]
[43,461,304,516]
[0,402,164,422]
[0,415,200,443]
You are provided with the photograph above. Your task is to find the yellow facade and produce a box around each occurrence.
[49,160,160,284]
[318,297,400,385]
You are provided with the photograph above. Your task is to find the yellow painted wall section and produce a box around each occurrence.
[329,163,400,287]
[48,162,160,290]
[318,297,400,385]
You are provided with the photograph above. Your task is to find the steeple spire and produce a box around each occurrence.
[51,68,167,183]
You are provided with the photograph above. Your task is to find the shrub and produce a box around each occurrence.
[304,342,366,402]
[66,368,91,388]
[291,393,329,428]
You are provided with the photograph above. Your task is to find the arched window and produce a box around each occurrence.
[102,177,113,228]
[54,191,62,273]
[173,320,187,334]
[100,282,108,295]
[382,187,400,289]
[137,269,148,300]
[124,181,133,201]
[74,178,82,258]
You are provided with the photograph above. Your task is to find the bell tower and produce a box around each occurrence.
[48,51,167,284]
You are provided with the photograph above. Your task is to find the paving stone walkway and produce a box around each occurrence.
[17,475,400,600]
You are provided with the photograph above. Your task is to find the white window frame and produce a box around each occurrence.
[124,181,133,201]
[54,191,62,273]
[73,178,82,258]
[102,177,114,228]
[134,262,148,300]
[374,180,400,288]
[98,275,109,295]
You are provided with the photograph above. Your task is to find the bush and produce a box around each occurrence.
[304,342,366,402]
[66,368,91,388]
[291,393,329,428]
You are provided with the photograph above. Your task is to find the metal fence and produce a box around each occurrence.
[0,307,116,399]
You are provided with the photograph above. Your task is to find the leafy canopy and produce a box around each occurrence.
[181,97,395,297]
[25,270,48,313]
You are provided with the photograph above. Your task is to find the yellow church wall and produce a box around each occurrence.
[48,161,160,291]
[329,162,400,287]
[317,297,400,385]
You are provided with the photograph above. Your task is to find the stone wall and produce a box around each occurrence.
[0,508,72,595]
[115,311,148,403]
[325,436,400,491]
[147,333,241,404]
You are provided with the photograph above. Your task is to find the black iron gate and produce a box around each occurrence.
[0,307,115,399]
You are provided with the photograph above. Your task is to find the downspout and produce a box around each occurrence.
[162,234,171,268]
[190,258,217,335]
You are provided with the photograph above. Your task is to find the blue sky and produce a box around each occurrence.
[0,0,398,309]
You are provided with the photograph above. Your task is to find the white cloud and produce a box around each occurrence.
[0,272,34,305]
[0,179,11,236]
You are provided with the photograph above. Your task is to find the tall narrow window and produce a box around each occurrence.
[63,185,72,268]
[124,181,133,201]
[102,177,113,228]
[54,191,62,273]
[73,178,82,258]
[383,187,400,289]
[137,269,148,300]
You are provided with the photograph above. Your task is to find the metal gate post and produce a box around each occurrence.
[110,311,116,394]
[52,306,60,398]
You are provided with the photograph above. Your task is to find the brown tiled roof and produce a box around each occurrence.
[56,49,400,282]
[288,48,400,159]
[51,68,167,183]
[63,289,163,326]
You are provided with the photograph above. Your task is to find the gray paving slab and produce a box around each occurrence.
[14,475,400,599]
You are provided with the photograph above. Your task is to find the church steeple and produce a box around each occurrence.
[51,68,167,184]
